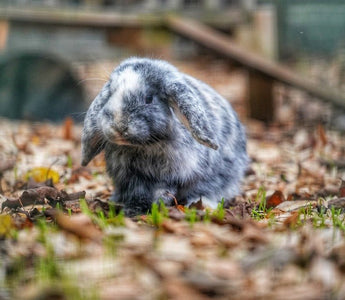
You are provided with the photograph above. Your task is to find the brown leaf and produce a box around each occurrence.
[0,159,16,174]
[88,199,123,216]
[139,215,148,222]
[266,190,285,208]
[161,219,188,235]
[45,209,102,242]
[168,207,185,221]
[329,244,345,272]
[242,223,269,244]
[328,197,345,211]
[226,201,255,219]
[4,186,59,209]
[283,211,300,228]
[68,167,93,184]
[170,193,185,213]
[62,117,74,140]
[189,199,204,210]
[339,179,345,198]
[163,278,209,300]
[275,200,316,212]
[317,123,327,146]
[177,205,185,213]
[210,210,248,230]
[161,219,177,233]
[0,214,14,238]
[26,177,54,189]
[12,213,34,229]
[1,187,86,210]
[190,231,215,247]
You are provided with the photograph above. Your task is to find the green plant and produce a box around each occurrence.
[267,211,277,227]
[203,208,211,223]
[185,207,198,227]
[251,187,273,220]
[256,186,267,210]
[331,206,345,231]
[212,198,226,221]
[67,208,72,217]
[107,210,125,227]
[79,198,106,229]
[251,207,263,221]
[35,248,60,283]
[80,198,127,229]
[311,205,328,229]
[67,155,73,169]
[97,210,106,222]
[36,218,49,245]
[147,201,168,227]
[13,166,18,181]
[108,203,116,219]
[55,202,62,211]
[150,203,163,227]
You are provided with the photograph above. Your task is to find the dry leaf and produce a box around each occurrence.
[177,205,185,213]
[46,209,102,242]
[0,159,16,174]
[24,167,60,184]
[275,200,316,212]
[317,123,327,146]
[283,211,300,228]
[328,197,345,211]
[339,179,345,198]
[63,117,74,140]
[266,190,285,208]
[68,167,93,184]
[242,223,268,244]
[0,214,14,238]
[189,199,204,210]
[2,187,86,210]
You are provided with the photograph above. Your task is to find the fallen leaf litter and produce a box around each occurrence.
[0,61,345,299]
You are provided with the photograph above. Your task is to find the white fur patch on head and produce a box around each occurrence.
[108,67,142,123]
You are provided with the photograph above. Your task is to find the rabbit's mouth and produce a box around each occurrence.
[111,131,133,146]
[113,137,132,146]
[103,128,133,146]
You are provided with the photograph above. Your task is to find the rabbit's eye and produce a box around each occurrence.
[145,95,154,104]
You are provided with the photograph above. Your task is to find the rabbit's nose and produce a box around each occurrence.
[116,122,128,134]
[114,130,128,139]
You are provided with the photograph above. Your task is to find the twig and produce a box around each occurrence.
[168,193,179,207]
[1,187,86,211]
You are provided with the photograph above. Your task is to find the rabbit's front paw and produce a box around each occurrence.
[153,189,176,207]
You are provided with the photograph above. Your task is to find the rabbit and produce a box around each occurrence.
[81,57,248,216]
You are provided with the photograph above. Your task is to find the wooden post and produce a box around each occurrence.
[167,16,345,114]
[0,20,9,51]
[248,71,274,122]
[276,0,287,60]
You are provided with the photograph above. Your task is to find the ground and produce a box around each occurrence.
[0,59,345,299]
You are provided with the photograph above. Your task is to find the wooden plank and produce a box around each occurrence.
[166,16,345,110]
[248,71,274,122]
[0,6,162,27]
[0,20,9,50]
[0,6,244,29]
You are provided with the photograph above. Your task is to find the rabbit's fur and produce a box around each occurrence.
[82,58,248,216]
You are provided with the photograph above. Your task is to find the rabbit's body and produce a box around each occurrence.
[82,58,248,215]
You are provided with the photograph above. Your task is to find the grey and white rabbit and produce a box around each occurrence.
[81,57,248,216]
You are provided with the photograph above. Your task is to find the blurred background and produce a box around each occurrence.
[0,0,345,128]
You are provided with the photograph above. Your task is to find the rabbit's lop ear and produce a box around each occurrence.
[168,81,219,150]
[81,121,105,166]
[81,82,111,166]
